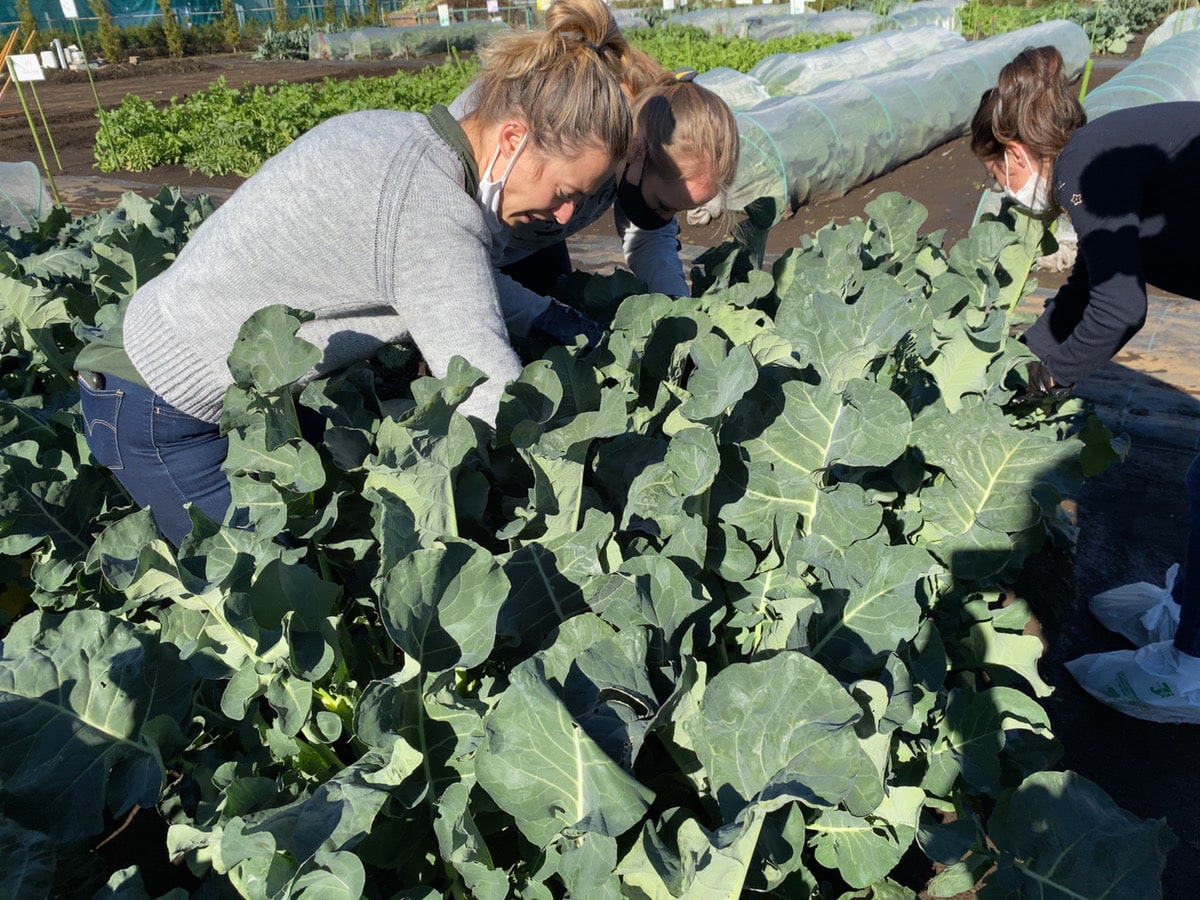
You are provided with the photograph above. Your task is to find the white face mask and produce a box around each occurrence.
[477,131,529,239]
[1004,148,1053,213]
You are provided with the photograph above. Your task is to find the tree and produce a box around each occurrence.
[14,0,37,47]
[93,0,123,64]
[274,0,289,31]
[221,0,241,52]
[157,0,184,58]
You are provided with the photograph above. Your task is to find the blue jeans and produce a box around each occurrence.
[1173,450,1200,656]
[78,372,231,546]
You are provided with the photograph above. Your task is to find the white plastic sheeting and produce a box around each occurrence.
[1084,29,1200,117]
[671,1,963,40]
[0,161,50,227]
[695,67,772,111]
[1143,8,1200,54]
[671,7,883,39]
[308,22,506,60]
[749,25,965,97]
[726,20,1091,212]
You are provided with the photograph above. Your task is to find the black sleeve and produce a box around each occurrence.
[1022,127,1155,385]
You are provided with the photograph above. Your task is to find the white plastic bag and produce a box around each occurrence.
[1066,639,1200,724]
[1088,563,1180,648]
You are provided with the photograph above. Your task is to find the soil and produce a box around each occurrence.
[2,37,1197,899]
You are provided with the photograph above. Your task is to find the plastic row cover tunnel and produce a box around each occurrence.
[671,1,964,40]
[1143,8,1200,54]
[0,162,51,228]
[724,20,1090,214]
[1084,27,1200,117]
[699,25,968,111]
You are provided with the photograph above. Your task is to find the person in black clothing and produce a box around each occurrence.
[971,45,1200,723]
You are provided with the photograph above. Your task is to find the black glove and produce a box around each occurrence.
[532,299,605,348]
[1024,360,1075,401]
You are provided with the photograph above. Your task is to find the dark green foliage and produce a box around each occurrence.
[92,0,123,65]
[0,186,1165,897]
[222,0,243,53]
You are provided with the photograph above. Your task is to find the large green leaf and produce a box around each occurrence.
[364,391,481,542]
[717,374,912,551]
[434,782,509,900]
[0,610,192,841]
[810,786,924,889]
[617,805,773,899]
[475,660,655,848]
[774,241,926,388]
[0,815,56,900]
[809,535,941,673]
[498,509,614,651]
[686,651,870,820]
[914,400,1081,580]
[984,771,1174,900]
[378,538,508,672]
[0,439,105,559]
[0,274,76,381]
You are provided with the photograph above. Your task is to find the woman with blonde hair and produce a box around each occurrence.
[74,0,631,546]
[972,45,1200,722]
[453,32,741,343]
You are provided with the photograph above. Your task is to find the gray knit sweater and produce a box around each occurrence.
[122,110,523,426]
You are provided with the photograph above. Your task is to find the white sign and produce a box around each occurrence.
[663,0,675,9]
[59,0,79,18]
[7,53,45,82]
[437,3,450,26]
[734,0,754,6]
[486,0,498,11]
[790,0,807,11]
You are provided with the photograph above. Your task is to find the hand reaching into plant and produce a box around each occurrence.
[532,298,605,348]
[1025,359,1075,401]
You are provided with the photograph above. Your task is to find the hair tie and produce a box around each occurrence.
[583,40,602,54]
[673,68,698,82]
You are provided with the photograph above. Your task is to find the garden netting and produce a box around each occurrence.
[1084,28,1200,116]
[671,0,963,40]
[0,161,50,229]
[308,21,509,61]
[725,19,1091,213]
[747,25,965,97]
[1143,7,1200,54]
[695,66,773,111]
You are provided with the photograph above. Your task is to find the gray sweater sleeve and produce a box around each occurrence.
[615,204,689,297]
[122,111,522,427]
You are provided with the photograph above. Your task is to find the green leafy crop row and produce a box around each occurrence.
[94,56,480,177]
[93,25,848,177]
[959,1,1082,38]
[0,187,1173,898]
[626,23,850,72]
[961,0,1172,49]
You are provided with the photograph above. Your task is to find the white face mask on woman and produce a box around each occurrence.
[1004,147,1053,213]
[477,131,529,238]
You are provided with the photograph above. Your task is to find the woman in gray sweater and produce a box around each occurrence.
[75,0,632,546]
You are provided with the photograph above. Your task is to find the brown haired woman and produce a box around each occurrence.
[74,0,631,547]
[972,45,1200,722]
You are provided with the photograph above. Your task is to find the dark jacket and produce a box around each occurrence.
[1024,101,1200,384]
